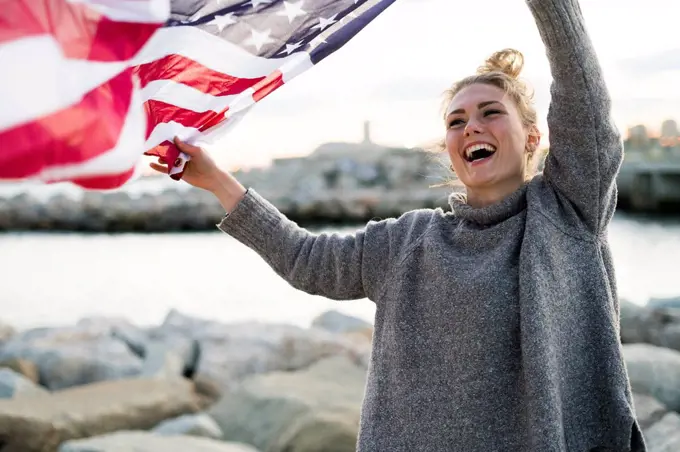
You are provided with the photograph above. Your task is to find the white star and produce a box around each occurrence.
[276,1,307,24]
[248,0,273,8]
[244,28,275,52]
[208,13,237,32]
[280,41,303,55]
[313,14,338,32]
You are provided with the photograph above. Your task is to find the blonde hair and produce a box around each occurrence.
[432,48,543,182]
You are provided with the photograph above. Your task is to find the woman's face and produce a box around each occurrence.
[445,83,536,196]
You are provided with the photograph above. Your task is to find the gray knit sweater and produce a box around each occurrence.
[217,0,645,450]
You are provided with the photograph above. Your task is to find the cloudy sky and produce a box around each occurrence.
[207,0,678,169]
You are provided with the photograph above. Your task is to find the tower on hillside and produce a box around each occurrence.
[362,121,372,145]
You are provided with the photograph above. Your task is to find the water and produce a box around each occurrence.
[1,214,679,331]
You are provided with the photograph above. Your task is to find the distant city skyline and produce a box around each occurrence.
[157,0,679,170]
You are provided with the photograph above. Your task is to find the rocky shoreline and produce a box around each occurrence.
[1,297,680,451]
[0,183,454,233]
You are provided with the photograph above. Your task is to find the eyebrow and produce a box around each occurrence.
[446,100,503,117]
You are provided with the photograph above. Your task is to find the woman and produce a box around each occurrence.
[151,0,645,450]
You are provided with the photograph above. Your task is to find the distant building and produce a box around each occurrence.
[627,124,650,150]
[263,121,449,193]
[660,119,679,148]
[310,121,387,160]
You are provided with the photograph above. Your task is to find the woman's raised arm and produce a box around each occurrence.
[217,189,435,301]
[150,139,436,302]
[527,0,623,234]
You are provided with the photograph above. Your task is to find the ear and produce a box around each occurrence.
[526,125,541,152]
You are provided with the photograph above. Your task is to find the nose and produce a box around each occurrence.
[464,121,483,137]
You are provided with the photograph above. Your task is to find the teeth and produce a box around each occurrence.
[465,143,496,159]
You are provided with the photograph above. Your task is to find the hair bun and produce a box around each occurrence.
[477,48,524,79]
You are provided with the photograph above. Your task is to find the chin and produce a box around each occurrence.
[461,174,499,188]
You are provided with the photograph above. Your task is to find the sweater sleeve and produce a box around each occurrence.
[527,0,623,234]
[216,188,435,302]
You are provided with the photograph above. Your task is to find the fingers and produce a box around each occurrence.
[149,162,167,173]
[173,136,201,156]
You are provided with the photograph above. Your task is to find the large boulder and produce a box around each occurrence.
[151,310,367,395]
[633,393,680,451]
[209,355,367,452]
[0,368,49,399]
[623,344,680,412]
[0,357,40,383]
[648,297,680,309]
[0,320,15,344]
[620,305,680,352]
[311,310,372,334]
[0,377,202,452]
[152,412,223,439]
[0,320,144,390]
[59,431,260,452]
[620,299,646,344]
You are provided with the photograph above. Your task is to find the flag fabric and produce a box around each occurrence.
[0,0,397,190]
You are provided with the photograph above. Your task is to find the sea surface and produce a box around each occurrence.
[1,181,679,331]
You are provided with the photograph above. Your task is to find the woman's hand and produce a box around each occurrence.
[149,137,247,212]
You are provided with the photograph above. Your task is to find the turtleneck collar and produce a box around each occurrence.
[448,183,528,226]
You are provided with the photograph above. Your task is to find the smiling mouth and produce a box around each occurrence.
[464,144,497,163]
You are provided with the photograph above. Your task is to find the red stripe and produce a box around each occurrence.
[143,99,228,138]
[55,167,137,189]
[252,70,285,102]
[0,68,135,179]
[0,0,160,61]
[135,54,267,95]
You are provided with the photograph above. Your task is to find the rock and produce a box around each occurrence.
[0,358,40,383]
[146,322,201,376]
[620,299,646,343]
[633,393,680,451]
[153,310,366,395]
[59,431,260,452]
[623,344,680,412]
[0,368,49,399]
[311,310,373,334]
[209,355,367,452]
[152,412,223,439]
[633,392,668,431]
[140,340,186,379]
[644,412,680,452]
[648,296,680,309]
[0,324,143,390]
[620,306,680,352]
[0,377,202,452]
[0,320,15,344]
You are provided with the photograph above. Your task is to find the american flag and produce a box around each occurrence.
[0,0,396,189]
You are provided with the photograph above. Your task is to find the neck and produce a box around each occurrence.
[465,178,524,209]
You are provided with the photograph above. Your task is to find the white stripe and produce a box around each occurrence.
[193,104,253,149]
[142,108,251,177]
[132,26,313,79]
[140,79,237,113]
[36,84,146,180]
[0,35,128,130]
[65,0,169,23]
[145,121,200,150]
[279,52,315,82]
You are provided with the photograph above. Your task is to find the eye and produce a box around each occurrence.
[484,109,502,116]
[448,118,465,128]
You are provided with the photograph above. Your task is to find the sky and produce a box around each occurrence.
[203,0,679,169]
